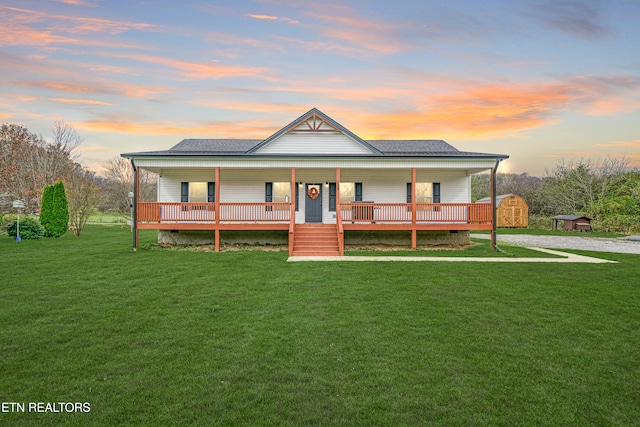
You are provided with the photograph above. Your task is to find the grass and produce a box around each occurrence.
[86,210,129,225]
[345,240,564,258]
[1,226,639,425]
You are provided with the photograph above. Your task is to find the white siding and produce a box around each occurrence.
[158,169,217,202]
[220,169,290,202]
[254,132,374,155]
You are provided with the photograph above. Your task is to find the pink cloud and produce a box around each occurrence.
[108,53,272,80]
[247,14,279,20]
[247,13,299,24]
[46,97,116,106]
[595,140,640,148]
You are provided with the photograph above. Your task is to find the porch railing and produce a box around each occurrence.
[137,202,291,223]
[137,202,492,225]
[340,202,492,224]
[219,202,291,222]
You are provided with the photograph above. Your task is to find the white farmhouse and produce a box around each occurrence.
[122,108,508,255]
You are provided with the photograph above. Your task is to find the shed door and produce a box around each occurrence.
[305,184,322,223]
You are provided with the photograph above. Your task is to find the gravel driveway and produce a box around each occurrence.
[470,234,640,255]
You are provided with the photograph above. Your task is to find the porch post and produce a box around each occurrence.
[336,167,341,213]
[289,167,296,256]
[491,164,497,250]
[215,167,220,252]
[133,162,139,251]
[411,167,417,249]
[336,167,343,255]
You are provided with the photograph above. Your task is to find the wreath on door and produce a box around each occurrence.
[307,186,319,200]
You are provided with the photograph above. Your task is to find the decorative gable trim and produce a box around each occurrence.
[247,108,382,155]
[290,111,340,132]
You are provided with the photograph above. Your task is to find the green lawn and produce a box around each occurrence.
[86,210,130,224]
[1,226,639,426]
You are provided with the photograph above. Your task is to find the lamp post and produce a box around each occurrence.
[12,200,24,241]
[128,192,134,232]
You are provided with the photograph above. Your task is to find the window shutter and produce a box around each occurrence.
[207,182,215,202]
[295,184,299,211]
[355,182,363,202]
[433,182,441,203]
[406,183,412,203]
[181,182,189,202]
[329,183,336,212]
[265,182,273,202]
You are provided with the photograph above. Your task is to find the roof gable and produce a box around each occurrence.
[248,108,382,155]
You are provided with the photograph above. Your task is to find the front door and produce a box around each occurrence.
[305,184,322,223]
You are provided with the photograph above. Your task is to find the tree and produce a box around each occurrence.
[0,122,79,213]
[41,181,69,237]
[0,124,44,211]
[100,156,157,213]
[540,157,629,218]
[39,183,54,234]
[66,167,100,236]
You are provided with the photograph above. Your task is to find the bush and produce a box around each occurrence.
[40,184,53,234]
[593,215,640,234]
[5,215,45,240]
[41,181,69,238]
[527,214,553,230]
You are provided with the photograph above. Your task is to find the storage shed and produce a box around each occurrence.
[552,215,592,231]
[476,194,528,228]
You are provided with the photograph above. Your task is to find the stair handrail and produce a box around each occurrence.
[336,207,344,256]
[288,208,295,256]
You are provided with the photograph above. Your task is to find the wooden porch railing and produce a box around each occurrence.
[137,202,291,223]
[137,202,492,226]
[219,202,291,222]
[340,202,492,224]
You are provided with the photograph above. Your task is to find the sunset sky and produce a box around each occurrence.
[1,0,639,175]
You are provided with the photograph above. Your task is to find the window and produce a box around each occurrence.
[340,183,355,203]
[266,182,296,211]
[190,182,208,203]
[329,182,362,211]
[407,182,440,203]
[272,182,291,203]
[181,182,215,203]
[416,183,433,203]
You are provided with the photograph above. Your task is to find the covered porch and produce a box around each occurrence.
[131,166,499,255]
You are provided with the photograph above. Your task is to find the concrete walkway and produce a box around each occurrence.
[288,247,616,263]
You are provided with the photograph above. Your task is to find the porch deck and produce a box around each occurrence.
[136,202,492,229]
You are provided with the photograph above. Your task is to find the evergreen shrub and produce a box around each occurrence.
[40,184,54,234]
[41,181,69,238]
[5,215,45,240]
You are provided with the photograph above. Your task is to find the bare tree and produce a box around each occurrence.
[66,167,100,236]
[100,156,157,214]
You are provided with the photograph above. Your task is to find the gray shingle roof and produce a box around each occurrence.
[169,139,260,154]
[122,137,507,158]
[552,215,591,221]
[366,140,457,154]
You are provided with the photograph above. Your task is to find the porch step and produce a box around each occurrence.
[292,224,340,256]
